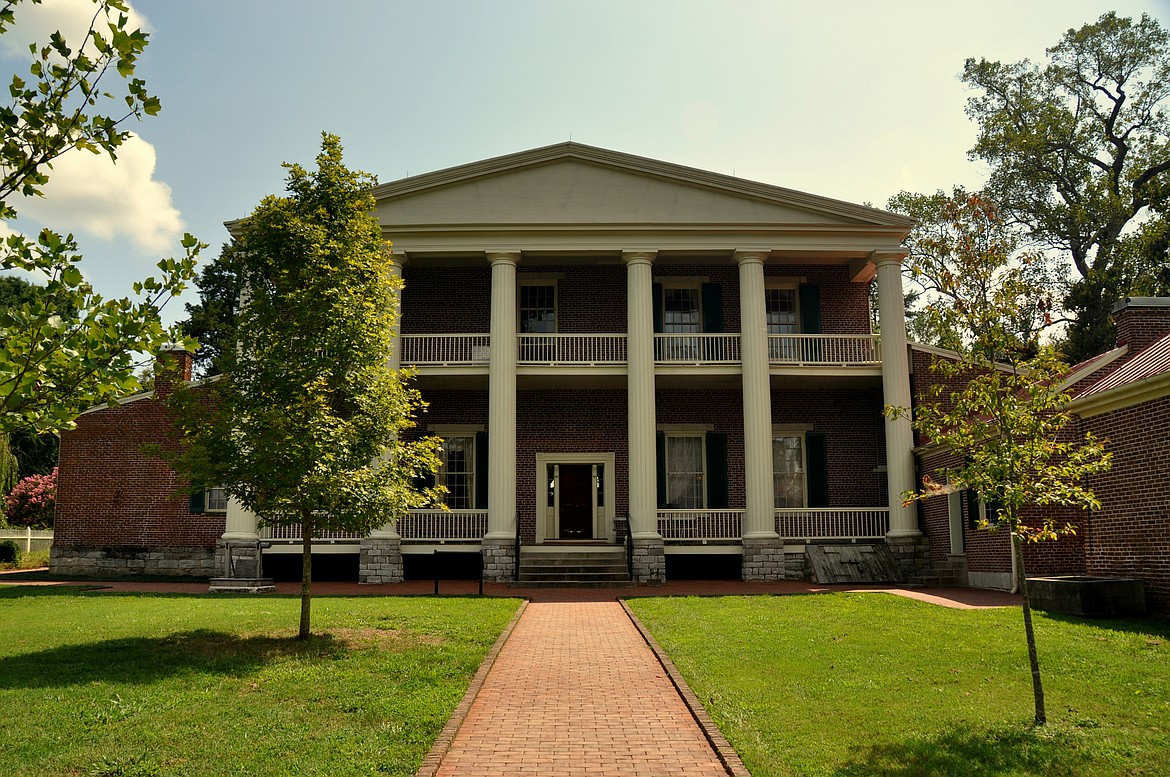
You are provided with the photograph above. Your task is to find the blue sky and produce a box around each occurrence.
[3,0,1168,325]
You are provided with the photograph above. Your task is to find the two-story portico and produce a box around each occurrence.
[221,143,922,583]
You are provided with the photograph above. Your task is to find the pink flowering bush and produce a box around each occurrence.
[4,468,56,528]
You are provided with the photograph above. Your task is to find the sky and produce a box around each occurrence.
[3,0,1169,326]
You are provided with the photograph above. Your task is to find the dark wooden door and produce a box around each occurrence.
[558,465,593,539]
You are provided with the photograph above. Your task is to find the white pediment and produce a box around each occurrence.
[371,144,910,231]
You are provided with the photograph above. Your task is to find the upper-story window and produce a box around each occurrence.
[766,288,798,334]
[663,288,701,333]
[519,283,557,333]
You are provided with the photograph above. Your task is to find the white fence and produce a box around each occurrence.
[258,525,365,542]
[654,334,741,364]
[401,334,491,365]
[775,508,890,540]
[768,334,879,365]
[517,334,627,365]
[0,528,53,553]
[657,510,743,540]
[397,510,488,541]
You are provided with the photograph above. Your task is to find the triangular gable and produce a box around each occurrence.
[371,142,913,231]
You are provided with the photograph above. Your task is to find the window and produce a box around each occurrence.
[766,287,800,360]
[665,434,705,508]
[519,283,556,333]
[439,436,476,509]
[663,288,701,333]
[205,487,228,513]
[772,434,806,508]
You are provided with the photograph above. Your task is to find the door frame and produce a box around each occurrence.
[534,452,616,543]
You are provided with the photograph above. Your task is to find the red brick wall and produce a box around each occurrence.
[1081,396,1170,612]
[1112,305,1170,353]
[56,394,223,550]
[765,264,872,334]
[400,266,492,334]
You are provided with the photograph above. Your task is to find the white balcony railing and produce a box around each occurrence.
[775,508,890,540]
[518,334,627,365]
[401,334,491,366]
[655,334,741,364]
[398,509,488,541]
[259,525,366,542]
[657,509,744,540]
[768,334,879,365]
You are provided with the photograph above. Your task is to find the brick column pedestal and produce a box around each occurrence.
[359,536,404,583]
[742,536,784,581]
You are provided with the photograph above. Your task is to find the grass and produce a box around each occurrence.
[629,593,1170,777]
[0,587,521,776]
[0,547,50,571]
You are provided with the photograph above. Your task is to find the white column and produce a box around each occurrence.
[371,251,406,540]
[221,498,258,542]
[624,251,660,540]
[876,253,920,538]
[736,250,778,540]
[485,251,519,540]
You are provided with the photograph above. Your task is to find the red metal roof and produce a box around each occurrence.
[1077,332,1170,398]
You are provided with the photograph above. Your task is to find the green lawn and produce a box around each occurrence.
[0,587,521,777]
[629,593,1170,777]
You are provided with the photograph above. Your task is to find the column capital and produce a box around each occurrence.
[622,250,657,266]
[486,250,521,266]
[733,249,770,266]
[386,247,407,269]
[871,249,909,269]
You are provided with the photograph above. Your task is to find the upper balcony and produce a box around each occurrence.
[401,332,880,370]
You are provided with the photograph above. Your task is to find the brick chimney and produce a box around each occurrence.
[1110,297,1170,353]
[153,343,195,396]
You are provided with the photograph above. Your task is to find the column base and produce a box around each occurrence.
[885,535,931,580]
[630,537,666,584]
[359,536,404,584]
[215,539,262,579]
[481,536,516,582]
[742,536,785,581]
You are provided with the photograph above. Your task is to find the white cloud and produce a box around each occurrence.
[1,0,151,58]
[18,134,184,253]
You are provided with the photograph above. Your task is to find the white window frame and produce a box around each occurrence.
[518,279,558,334]
[771,432,807,509]
[205,487,228,513]
[664,432,707,509]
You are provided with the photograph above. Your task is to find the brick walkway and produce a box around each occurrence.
[431,600,732,777]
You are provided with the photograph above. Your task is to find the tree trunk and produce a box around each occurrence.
[1012,530,1046,725]
[299,512,313,640]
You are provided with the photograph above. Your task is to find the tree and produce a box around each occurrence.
[0,0,199,436]
[887,196,1112,727]
[166,134,441,639]
[963,12,1170,362]
[887,188,1064,351]
[179,241,244,377]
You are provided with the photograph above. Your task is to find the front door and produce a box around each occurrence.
[558,464,593,539]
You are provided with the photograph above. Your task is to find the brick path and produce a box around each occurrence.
[432,600,731,776]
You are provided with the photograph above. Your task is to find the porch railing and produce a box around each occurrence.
[767,334,880,365]
[657,509,743,540]
[401,334,491,366]
[775,508,890,540]
[398,509,488,541]
[259,525,365,542]
[517,334,627,365]
[654,334,741,364]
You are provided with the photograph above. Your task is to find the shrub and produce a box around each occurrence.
[0,540,17,564]
[5,467,56,528]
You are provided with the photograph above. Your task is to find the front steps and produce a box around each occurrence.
[517,545,631,588]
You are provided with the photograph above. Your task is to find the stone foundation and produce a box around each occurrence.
[359,536,404,584]
[631,536,665,584]
[50,545,215,578]
[886,535,930,580]
[481,537,516,582]
[784,543,812,580]
[742,536,784,581]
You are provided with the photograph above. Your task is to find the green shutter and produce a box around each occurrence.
[656,431,667,509]
[799,284,821,334]
[652,283,664,334]
[701,283,723,333]
[474,432,489,509]
[705,432,728,508]
[189,488,205,514]
[805,432,829,507]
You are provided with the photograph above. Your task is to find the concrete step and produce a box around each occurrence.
[517,546,631,587]
[514,579,634,589]
[519,570,631,582]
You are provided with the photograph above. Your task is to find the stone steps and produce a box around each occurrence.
[517,546,631,587]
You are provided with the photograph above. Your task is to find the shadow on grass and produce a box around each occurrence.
[834,723,1086,777]
[0,629,347,689]
[1036,610,1170,638]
